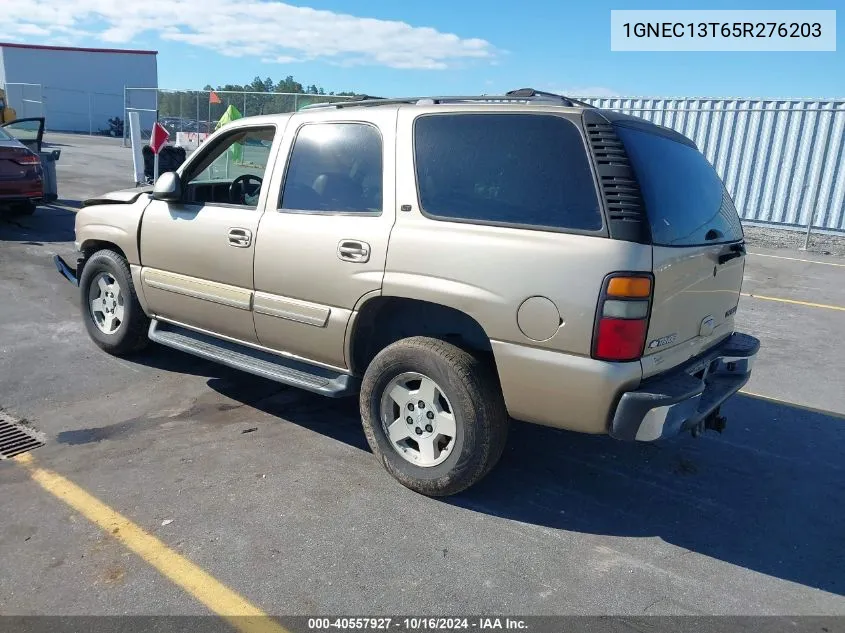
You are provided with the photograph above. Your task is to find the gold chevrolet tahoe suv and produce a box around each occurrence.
[55,89,759,496]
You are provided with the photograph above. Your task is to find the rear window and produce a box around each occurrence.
[414,114,602,232]
[616,124,743,246]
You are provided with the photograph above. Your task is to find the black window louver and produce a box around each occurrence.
[583,113,651,244]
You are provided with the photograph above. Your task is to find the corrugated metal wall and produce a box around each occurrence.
[582,98,845,232]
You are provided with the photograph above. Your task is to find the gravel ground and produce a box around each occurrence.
[743,224,845,257]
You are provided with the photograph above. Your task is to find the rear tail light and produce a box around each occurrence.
[12,153,41,166]
[592,273,653,361]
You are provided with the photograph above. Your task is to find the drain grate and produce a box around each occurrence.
[0,412,45,459]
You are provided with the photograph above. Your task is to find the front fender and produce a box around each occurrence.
[74,194,151,264]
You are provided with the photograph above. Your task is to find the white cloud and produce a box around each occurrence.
[0,0,496,70]
[14,23,51,36]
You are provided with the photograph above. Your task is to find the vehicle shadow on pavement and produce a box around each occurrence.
[0,202,78,243]
[130,349,370,452]
[207,376,370,452]
[450,394,845,597]
[153,350,845,596]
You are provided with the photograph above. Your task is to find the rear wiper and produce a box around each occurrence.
[718,242,746,265]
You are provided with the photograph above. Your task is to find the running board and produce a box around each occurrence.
[148,320,358,397]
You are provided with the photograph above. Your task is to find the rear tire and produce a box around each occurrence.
[360,336,508,496]
[79,249,149,356]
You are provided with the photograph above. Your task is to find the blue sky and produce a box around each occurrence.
[4,0,843,97]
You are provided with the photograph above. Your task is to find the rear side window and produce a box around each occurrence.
[414,114,602,231]
[616,125,743,246]
[281,123,383,214]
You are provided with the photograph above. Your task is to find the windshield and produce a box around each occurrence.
[616,124,743,246]
[0,127,13,142]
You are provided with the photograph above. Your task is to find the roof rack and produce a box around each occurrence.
[301,88,595,110]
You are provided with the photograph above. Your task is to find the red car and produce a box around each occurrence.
[0,117,45,215]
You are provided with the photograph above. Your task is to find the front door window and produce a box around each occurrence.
[182,126,275,208]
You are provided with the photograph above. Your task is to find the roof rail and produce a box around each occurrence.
[505,88,596,108]
[300,88,595,110]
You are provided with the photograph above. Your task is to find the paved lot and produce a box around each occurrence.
[1,134,844,619]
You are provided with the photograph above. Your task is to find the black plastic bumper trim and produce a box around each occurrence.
[610,332,760,441]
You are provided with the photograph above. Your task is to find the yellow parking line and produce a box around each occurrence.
[748,252,845,268]
[12,453,288,633]
[740,293,845,312]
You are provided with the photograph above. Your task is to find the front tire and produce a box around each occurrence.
[79,249,149,356]
[360,336,509,497]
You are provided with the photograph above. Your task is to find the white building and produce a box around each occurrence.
[0,42,158,134]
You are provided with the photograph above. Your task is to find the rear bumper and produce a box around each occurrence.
[0,193,42,203]
[0,173,44,202]
[610,332,760,441]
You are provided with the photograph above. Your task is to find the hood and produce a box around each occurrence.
[83,187,152,207]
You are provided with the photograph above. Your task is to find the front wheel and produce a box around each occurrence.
[78,249,150,356]
[360,337,509,496]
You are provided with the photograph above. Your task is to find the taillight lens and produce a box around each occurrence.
[592,274,653,362]
[607,277,651,298]
[12,153,41,166]
[595,319,648,360]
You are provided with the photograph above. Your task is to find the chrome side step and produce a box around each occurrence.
[148,320,358,397]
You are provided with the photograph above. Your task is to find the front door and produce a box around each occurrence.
[1,117,44,153]
[139,123,281,343]
[252,108,397,369]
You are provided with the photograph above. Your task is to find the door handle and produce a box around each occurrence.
[228,228,252,248]
[337,240,370,263]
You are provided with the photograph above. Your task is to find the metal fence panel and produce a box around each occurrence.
[117,90,845,232]
[3,82,43,118]
[582,97,845,232]
[40,86,123,134]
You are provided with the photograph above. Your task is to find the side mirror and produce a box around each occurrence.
[152,171,182,202]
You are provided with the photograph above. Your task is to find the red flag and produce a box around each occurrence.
[150,122,170,154]
[209,91,222,105]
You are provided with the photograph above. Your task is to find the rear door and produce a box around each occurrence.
[251,107,397,369]
[615,123,746,376]
[1,117,45,153]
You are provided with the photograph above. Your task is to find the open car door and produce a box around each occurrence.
[1,117,45,154]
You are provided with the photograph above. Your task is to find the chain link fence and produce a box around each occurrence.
[43,87,124,135]
[3,83,125,135]
[124,88,355,146]
[2,83,44,119]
